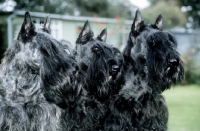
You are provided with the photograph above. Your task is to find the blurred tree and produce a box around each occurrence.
[1,0,133,19]
[14,0,76,14]
[179,0,200,28]
[182,46,200,84]
[73,0,132,19]
[142,0,187,29]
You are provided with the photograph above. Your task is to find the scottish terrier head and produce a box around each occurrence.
[1,12,50,74]
[75,21,123,98]
[124,10,184,92]
[10,12,80,108]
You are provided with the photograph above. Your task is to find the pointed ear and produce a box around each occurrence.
[80,20,91,37]
[22,12,34,34]
[44,14,51,33]
[131,9,143,31]
[154,14,163,30]
[18,12,35,41]
[97,28,107,42]
[76,20,94,44]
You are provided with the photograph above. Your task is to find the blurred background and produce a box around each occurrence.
[0,0,200,130]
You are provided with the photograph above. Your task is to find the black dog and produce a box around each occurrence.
[0,12,79,131]
[104,10,184,131]
[60,20,124,131]
[75,21,124,99]
[124,10,184,93]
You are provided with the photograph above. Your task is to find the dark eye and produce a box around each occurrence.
[92,47,102,53]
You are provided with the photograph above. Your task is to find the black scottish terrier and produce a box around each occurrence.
[104,10,184,131]
[0,12,79,131]
[61,21,124,131]
[125,10,184,93]
[75,21,124,99]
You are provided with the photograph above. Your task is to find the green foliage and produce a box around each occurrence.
[182,47,200,84]
[12,0,132,19]
[179,0,200,27]
[14,0,76,14]
[72,0,110,17]
[142,0,187,29]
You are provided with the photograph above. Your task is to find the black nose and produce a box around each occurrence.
[169,59,179,65]
[112,65,119,73]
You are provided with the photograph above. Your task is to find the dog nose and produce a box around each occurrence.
[112,65,119,73]
[169,59,178,65]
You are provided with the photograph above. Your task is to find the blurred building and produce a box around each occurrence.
[2,11,133,48]
[0,11,199,59]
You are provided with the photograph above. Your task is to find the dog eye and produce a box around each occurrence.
[92,47,102,53]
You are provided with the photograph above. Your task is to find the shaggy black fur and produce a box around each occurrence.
[0,12,78,131]
[104,10,184,131]
[61,21,124,131]
[37,13,86,131]
[39,32,82,109]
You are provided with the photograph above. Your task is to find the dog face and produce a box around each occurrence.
[75,21,123,97]
[125,10,184,92]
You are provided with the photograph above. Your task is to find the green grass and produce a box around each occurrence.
[162,85,200,131]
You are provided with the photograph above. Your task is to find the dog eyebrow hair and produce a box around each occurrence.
[97,43,113,53]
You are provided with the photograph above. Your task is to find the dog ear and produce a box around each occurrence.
[76,20,94,44]
[18,12,36,41]
[80,20,92,37]
[154,14,163,30]
[131,9,143,31]
[97,28,107,42]
[44,14,51,33]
